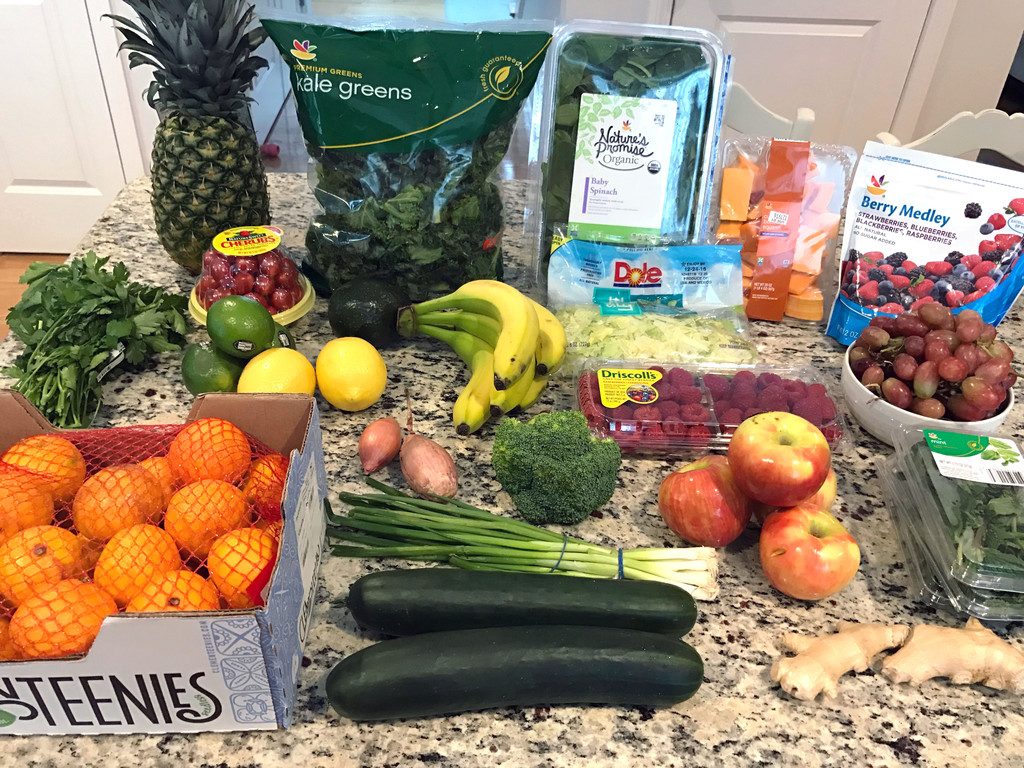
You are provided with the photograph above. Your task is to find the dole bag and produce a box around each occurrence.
[826,142,1024,344]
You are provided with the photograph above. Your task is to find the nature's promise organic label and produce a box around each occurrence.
[261,20,551,153]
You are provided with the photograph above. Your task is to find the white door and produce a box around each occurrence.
[0,0,128,253]
[670,0,932,148]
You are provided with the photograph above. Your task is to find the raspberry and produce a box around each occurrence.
[730,385,756,410]
[858,280,880,302]
[757,372,783,389]
[820,424,843,445]
[1010,198,1024,215]
[686,424,711,449]
[964,290,985,304]
[817,396,838,422]
[743,407,768,420]
[890,275,911,289]
[972,261,997,279]
[713,399,732,416]
[975,276,996,291]
[988,212,1007,230]
[945,290,965,308]
[679,403,710,423]
[995,233,1022,251]
[901,260,918,271]
[641,423,669,446]
[658,401,680,420]
[792,399,825,426]
[961,253,982,268]
[758,393,789,412]
[667,367,694,387]
[662,420,687,437]
[632,405,661,422]
[610,404,634,420]
[807,383,828,400]
[649,366,666,376]
[879,302,904,314]
[702,374,729,399]
[979,239,997,255]
[720,408,743,427]
[910,279,935,298]
[674,385,703,405]
[733,370,756,387]
[925,261,952,276]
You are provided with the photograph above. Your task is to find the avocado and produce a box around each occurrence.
[327,278,408,347]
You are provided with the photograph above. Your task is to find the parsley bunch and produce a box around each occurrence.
[4,252,187,427]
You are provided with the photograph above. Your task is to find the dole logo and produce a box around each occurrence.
[291,40,317,61]
[613,261,662,288]
[867,174,887,195]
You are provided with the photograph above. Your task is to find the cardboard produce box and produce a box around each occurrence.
[0,392,327,735]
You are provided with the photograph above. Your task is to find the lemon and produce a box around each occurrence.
[237,348,316,395]
[316,337,387,411]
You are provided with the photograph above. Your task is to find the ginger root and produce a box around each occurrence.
[882,618,1024,692]
[771,621,910,701]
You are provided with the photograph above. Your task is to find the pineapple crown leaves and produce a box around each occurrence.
[106,0,268,117]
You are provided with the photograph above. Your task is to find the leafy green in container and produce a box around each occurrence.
[541,26,723,265]
[261,19,551,300]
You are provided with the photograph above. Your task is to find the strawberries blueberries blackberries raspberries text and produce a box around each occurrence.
[578,368,842,453]
[841,197,1024,312]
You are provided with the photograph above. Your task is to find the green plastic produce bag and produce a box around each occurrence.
[262,18,551,300]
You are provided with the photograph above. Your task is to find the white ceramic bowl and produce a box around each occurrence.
[841,346,1014,446]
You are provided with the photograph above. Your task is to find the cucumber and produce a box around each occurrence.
[327,625,703,720]
[347,568,697,636]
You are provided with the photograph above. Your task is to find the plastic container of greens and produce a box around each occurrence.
[882,454,1024,623]
[576,361,846,455]
[892,424,1024,595]
[537,21,729,283]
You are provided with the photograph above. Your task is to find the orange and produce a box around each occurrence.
[137,456,175,507]
[0,525,83,607]
[10,579,116,659]
[208,527,277,609]
[253,517,283,541]
[0,470,54,544]
[164,480,250,560]
[126,570,221,613]
[243,454,288,518]
[72,465,165,542]
[2,435,86,504]
[0,618,20,661]
[94,524,182,606]
[79,536,104,573]
[167,418,251,485]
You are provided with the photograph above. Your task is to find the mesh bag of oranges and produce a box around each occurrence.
[0,417,287,662]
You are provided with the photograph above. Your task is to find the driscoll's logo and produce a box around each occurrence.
[867,174,887,195]
[481,56,525,100]
[290,39,317,61]
[613,261,662,288]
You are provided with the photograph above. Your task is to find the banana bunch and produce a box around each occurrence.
[398,280,567,435]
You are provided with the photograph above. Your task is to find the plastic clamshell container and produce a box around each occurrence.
[576,360,846,455]
[537,20,730,283]
[891,424,1024,595]
[189,274,315,327]
[882,454,1024,623]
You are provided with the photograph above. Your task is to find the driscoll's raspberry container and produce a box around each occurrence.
[576,360,846,454]
[193,226,310,316]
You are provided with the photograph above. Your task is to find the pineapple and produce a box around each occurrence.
[109,1,271,274]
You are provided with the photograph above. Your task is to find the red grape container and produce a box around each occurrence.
[576,360,846,455]
[190,225,314,325]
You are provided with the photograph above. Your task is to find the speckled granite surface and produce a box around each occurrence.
[2,174,1023,768]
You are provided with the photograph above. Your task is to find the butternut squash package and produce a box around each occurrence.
[715,137,856,322]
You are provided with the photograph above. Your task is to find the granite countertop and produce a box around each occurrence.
[3,174,1023,768]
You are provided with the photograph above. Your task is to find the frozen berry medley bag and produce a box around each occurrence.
[826,142,1024,344]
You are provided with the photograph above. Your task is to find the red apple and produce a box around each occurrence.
[759,505,860,601]
[751,468,838,525]
[727,412,831,507]
[658,455,751,547]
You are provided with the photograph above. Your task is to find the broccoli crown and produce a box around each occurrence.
[491,411,621,525]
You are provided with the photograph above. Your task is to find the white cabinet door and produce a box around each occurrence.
[0,0,127,253]
[671,0,932,148]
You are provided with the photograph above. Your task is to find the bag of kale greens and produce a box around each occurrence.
[261,17,552,300]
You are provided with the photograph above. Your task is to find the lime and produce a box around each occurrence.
[207,295,276,359]
[271,322,295,349]
[316,337,387,411]
[181,343,245,395]
[327,279,407,347]
[237,348,317,395]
